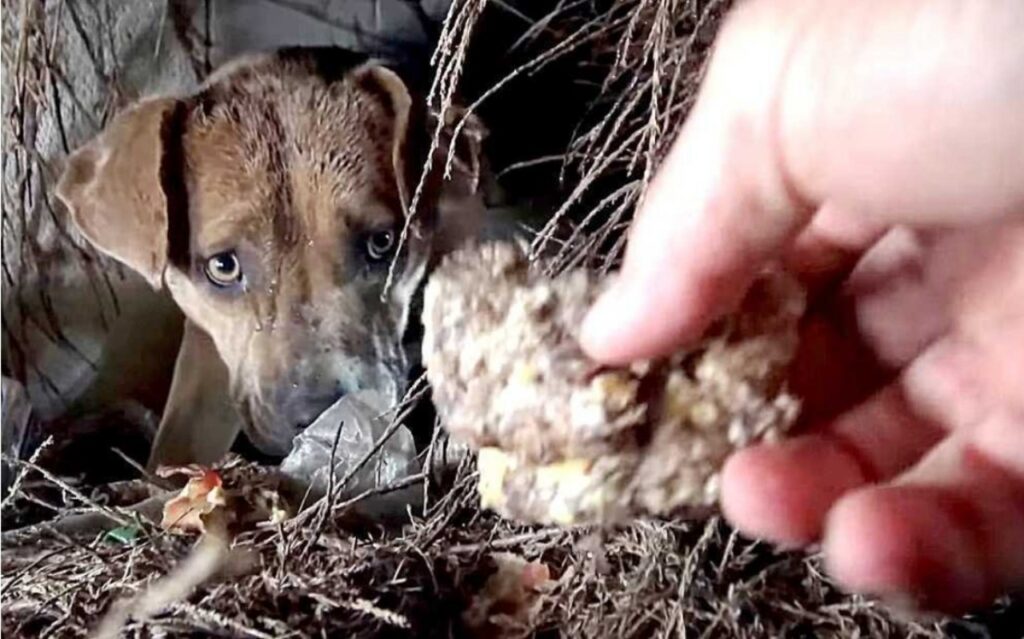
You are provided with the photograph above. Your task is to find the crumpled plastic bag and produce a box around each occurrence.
[279,390,419,519]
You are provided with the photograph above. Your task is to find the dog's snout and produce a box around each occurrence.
[260,353,407,447]
[286,383,347,430]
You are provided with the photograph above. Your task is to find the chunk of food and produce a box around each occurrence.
[423,243,805,525]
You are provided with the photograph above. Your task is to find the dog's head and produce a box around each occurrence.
[57,48,485,455]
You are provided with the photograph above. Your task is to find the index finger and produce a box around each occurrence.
[580,0,818,363]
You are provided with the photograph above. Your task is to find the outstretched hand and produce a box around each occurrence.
[581,0,1024,612]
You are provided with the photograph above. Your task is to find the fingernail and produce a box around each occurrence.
[580,283,626,359]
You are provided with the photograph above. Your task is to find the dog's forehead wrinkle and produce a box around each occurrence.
[194,61,406,244]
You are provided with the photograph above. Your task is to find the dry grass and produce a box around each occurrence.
[2,1,1022,638]
[8,447,1007,638]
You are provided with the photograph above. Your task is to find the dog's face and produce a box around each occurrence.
[57,49,484,455]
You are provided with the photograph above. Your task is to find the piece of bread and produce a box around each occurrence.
[423,243,805,525]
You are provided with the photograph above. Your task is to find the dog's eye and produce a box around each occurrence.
[365,229,396,262]
[204,251,242,287]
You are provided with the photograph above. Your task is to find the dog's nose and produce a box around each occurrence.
[287,387,346,430]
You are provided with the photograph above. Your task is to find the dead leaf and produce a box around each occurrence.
[159,466,227,534]
[157,459,292,534]
[464,552,553,633]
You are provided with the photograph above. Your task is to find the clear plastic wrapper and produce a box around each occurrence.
[279,390,420,518]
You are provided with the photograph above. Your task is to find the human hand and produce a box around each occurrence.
[580,0,1024,612]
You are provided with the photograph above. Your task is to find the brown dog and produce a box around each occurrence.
[56,48,486,468]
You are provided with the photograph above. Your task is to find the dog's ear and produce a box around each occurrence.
[352,64,488,216]
[436,104,488,195]
[56,98,181,289]
[427,105,490,254]
[352,65,417,214]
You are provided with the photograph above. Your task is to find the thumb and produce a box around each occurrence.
[581,0,818,363]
